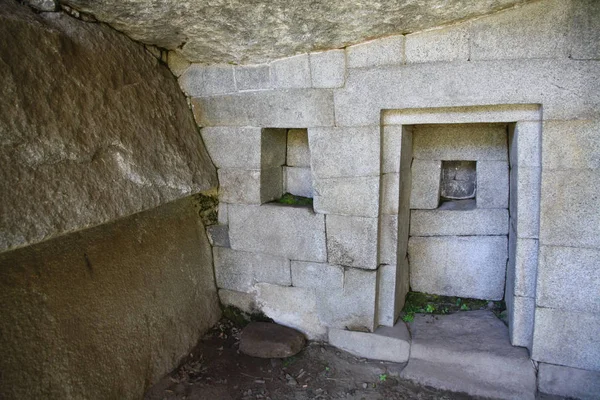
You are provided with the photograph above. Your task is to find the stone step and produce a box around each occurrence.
[400,311,536,400]
[328,321,411,363]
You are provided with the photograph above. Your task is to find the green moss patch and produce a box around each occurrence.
[400,291,506,323]
[275,193,313,207]
[192,193,219,226]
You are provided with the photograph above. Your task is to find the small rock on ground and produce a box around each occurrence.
[240,322,305,358]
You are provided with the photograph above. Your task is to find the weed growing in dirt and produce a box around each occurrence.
[399,291,506,323]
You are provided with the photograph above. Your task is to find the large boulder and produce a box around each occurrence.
[57,0,529,64]
[0,0,217,252]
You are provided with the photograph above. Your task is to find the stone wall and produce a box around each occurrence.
[407,124,510,301]
[0,197,221,399]
[181,0,600,397]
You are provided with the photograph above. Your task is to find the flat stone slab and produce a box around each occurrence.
[328,320,410,363]
[240,322,306,359]
[400,311,536,399]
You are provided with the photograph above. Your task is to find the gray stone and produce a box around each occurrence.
[167,50,190,77]
[270,54,311,89]
[0,197,220,400]
[201,127,286,169]
[59,0,530,64]
[509,121,541,168]
[542,120,600,170]
[310,50,345,88]
[507,235,538,298]
[470,0,570,61]
[379,214,398,266]
[313,176,379,218]
[334,60,600,126]
[217,168,282,204]
[397,128,413,257]
[410,160,441,210]
[540,169,600,248]
[532,307,600,371]
[206,224,231,247]
[401,311,536,400]
[538,363,600,400]
[569,0,600,60]
[346,35,404,68]
[395,255,410,315]
[260,128,288,167]
[326,215,378,269]
[192,89,334,128]
[291,262,343,290]
[201,126,264,169]
[317,268,378,331]
[506,295,535,350]
[0,5,217,253]
[410,208,508,236]
[328,321,410,363]
[413,123,508,161]
[381,125,404,173]
[381,173,399,215]
[283,167,313,198]
[510,166,541,239]
[477,160,509,209]
[537,245,600,313]
[286,129,310,167]
[229,204,327,262]
[179,64,236,97]
[218,289,258,314]
[23,0,56,11]
[254,283,326,340]
[384,104,541,126]
[213,247,290,293]
[235,64,270,91]
[308,126,380,178]
[440,161,476,200]
[240,322,306,358]
[405,25,469,63]
[376,264,397,326]
[408,236,507,300]
[218,202,228,225]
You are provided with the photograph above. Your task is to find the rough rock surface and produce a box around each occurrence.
[58,0,530,64]
[0,197,221,400]
[0,1,217,252]
[240,322,306,359]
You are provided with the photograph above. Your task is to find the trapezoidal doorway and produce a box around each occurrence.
[377,104,542,351]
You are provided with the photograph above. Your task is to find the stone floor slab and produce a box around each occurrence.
[400,311,536,400]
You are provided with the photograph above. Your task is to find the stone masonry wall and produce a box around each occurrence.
[181,0,600,394]
[408,124,510,301]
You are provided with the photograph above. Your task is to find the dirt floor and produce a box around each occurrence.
[144,318,481,400]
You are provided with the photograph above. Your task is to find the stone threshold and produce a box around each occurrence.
[328,310,537,400]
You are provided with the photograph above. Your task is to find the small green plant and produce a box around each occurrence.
[276,193,313,207]
[283,356,297,367]
[402,313,414,323]
[460,303,469,311]
[379,374,387,382]
[425,304,436,313]
[325,366,330,372]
